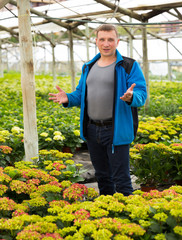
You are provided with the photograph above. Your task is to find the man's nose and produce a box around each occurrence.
[103,40,109,46]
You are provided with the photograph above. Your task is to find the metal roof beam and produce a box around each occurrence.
[174,8,182,19]
[168,8,182,20]
[94,0,143,22]
[9,0,70,30]
[0,24,18,37]
[129,2,182,11]
[142,9,165,21]
[0,0,9,9]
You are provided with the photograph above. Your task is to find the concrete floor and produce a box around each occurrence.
[73,150,140,193]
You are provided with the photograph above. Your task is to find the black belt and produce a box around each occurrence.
[89,118,112,127]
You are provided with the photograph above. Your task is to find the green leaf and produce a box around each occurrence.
[8,170,19,179]
[0,234,13,240]
[66,165,76,172]
[149,206,157,215]
[166,215,177,228]
[165,233,178,240]
[70,176,85,183]
[16,177,27,182]
[149,221,161,233]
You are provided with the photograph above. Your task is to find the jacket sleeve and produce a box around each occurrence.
[63,64,86,108]
[128,61,147,107]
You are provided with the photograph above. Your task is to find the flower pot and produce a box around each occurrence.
[62,146,72,153]
[140,184,156,192]
[175,179,182,186]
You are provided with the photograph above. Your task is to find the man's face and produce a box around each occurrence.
[96,30,119,58]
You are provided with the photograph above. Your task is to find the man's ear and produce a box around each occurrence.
[117,39,119,46]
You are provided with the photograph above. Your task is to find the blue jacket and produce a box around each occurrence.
[64,49,147,146]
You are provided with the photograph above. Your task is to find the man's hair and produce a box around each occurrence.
[96,24,119,38]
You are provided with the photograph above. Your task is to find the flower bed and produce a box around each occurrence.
[1,73,182,239]
[135,115,182,144]
[0,74,83,165]
[0,73,182,167]
[0,154,182,239]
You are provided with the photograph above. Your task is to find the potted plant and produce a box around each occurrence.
[130,143,173,191]
[169,143,182,185]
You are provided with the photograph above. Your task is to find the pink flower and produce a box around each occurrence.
[0,145,12,154]
[74,209,90,223]
[63,183,88,201]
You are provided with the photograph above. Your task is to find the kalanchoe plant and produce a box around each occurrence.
[130,143,182,187]
[35,149,87,183]
[135,115,182,144]
[169,143,182,183]
[1,156,182,239]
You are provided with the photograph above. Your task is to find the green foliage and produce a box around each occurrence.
[0,71,182,239]
[139,81,182,117]
[0,73,83,166]
[0,72,182,188]
[130,143,182,185]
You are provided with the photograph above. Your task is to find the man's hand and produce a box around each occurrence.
[120,83,136,103]
[49,85,68,104]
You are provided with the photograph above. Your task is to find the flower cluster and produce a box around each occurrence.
[0,145,12,154]
[0,197,17,211]
[63,183,88,201]
[136,115,182,143]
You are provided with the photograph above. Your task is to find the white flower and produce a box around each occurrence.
[53,135,65,141]
[11,126,21,134]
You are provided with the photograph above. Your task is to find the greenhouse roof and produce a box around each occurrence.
[0,0,182,42]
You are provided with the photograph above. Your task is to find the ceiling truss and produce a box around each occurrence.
[0,0,181,49]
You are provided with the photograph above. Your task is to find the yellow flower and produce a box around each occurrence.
[40,132,48,137]
[65,160,75,165]
[76,163,83,168]
[149,134,159,141]
[0,130,10,137]
[153,212,168,222]
[54,131,62,135]
[73,130,80,136]
[45,137,52,142]
[154,233,166,240]
[45,164,53,171]
[174,226,182,237]
[0,136,6,142]
[92,229,113,240]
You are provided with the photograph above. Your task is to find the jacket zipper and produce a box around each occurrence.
[111,66,117,154]
[111,62,122,154]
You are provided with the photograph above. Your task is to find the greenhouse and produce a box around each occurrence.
[0,1,182,239]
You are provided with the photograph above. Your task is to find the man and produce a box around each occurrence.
[49,24,147,196]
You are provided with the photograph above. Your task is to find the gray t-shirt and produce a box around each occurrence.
[87,61,115,120]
